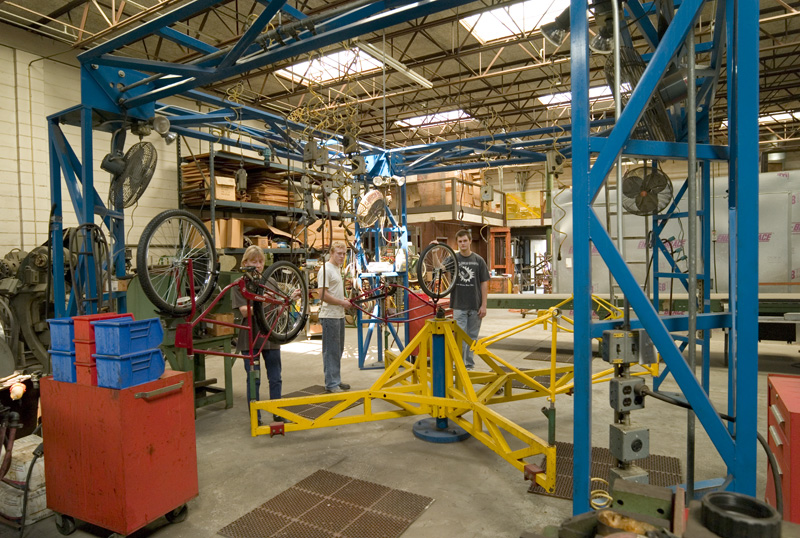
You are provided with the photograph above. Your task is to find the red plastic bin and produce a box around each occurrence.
[74,360,97,386]
[73,313,134,342]
[74,340,96,363]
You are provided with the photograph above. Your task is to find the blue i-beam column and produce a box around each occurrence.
[570,0,592,515]
[729,0,759,496]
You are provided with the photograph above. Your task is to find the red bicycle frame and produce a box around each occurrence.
[173,260,291,362]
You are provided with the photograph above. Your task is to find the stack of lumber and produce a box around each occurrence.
[181,159,241,206]
[245,170,294,206]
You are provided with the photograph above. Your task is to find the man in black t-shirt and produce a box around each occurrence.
[450,229,490,370]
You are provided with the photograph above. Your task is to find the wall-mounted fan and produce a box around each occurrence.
[356,189,386,227]
[621,167,673,216]
[102,129,158,209]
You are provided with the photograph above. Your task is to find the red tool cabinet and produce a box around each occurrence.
[41,370,198,536]
[766,374,800,523]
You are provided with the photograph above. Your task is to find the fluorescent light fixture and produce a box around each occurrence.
[276,48,382,85]
[356,40,433,89]
[537,84,632,107]
[395,109,474,128]
[461,0,571,44]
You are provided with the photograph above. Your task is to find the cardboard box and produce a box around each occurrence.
[211,175,237,201]
[193,220,223,249]
[207,313,235,336]
[246,235,271,249]
[227,218,243,249]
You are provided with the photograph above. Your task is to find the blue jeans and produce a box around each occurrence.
[321,318,345,390]
[243,349,282,418]
[453,309,481,369]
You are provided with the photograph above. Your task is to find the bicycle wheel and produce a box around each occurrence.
[136,209,219,316]
[254,261,308,344]
[417,243,459,298]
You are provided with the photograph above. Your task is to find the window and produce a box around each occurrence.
[396,109,474,128]
[276,48,382,85]
[460,0,571,44]
[537,85,632,108]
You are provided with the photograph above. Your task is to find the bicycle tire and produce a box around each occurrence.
[417,243,459,298]
[254,261,308,344]
[136,209,219,316]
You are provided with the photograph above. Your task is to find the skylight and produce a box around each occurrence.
[276,48,382,85]
[759,112,798,124]
[721,112,800,129]
[396,110,473,128]
[537,85,631,107]
[460,0,571,44]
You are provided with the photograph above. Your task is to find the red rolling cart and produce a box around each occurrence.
[767,374,800,523]
[40,370,198,536]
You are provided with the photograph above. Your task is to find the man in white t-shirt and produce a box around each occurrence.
[317,241,351,393]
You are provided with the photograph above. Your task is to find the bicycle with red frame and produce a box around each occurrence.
[348,242,460,324]
[135,209,308,359]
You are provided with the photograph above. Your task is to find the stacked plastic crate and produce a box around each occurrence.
[46,314,165,389]
[73,313,134,385]
[47,318,76,383]
[92,317,165,389]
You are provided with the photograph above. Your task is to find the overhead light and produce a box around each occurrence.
[163,132,178,145]
[393,175,406,186]
[355,40,434,90]
[541,8,571,47]
[373,175,385,187]
[152,116,171,135]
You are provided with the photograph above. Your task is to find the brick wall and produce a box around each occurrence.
[0,35,208,256]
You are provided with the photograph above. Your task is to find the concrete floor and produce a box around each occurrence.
[11,309,797,538]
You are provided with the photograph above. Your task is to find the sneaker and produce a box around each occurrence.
[338,382,351,390]
[273,415,285,423]
[466,365,474,371]
[325,386,344,393]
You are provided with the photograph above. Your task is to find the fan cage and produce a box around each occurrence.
[109,141,157,209]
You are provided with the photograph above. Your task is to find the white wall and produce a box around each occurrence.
[0,25,209,255]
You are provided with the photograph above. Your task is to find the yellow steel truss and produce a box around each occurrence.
[249,295,659,495]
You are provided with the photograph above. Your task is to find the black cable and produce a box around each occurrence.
[639,386,783,514]
[46,204,57,321]
[17,443,43,538]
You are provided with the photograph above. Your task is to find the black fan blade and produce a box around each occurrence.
[656,191,673,214]
[635,192,659,215]
[642,171,668,194]
[622,175,643,198]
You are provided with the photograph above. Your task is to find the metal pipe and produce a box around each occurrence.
[612,0,623,260]
[610,0,627,319]
[686,29,698,503]
[604,180,615,302]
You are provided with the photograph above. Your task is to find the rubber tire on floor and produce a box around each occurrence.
[700,491,781,538]
[55,513,76,535]
[136,209,219,316]
[165,504,189,524]
[417,243,459,299]
[253,261,308,344]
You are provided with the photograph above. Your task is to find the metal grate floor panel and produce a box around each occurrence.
[219,470,434,538]
[527,441,683,500]
[281,385,362,421]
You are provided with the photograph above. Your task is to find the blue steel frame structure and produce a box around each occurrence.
[48,0,759,517]
[568,0,758,515]
[353,187,411,370]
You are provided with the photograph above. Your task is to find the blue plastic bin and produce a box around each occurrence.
[95,349,165,389]
[49,350,77,383]
[47,318,75,353]
[91,318,164,356]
